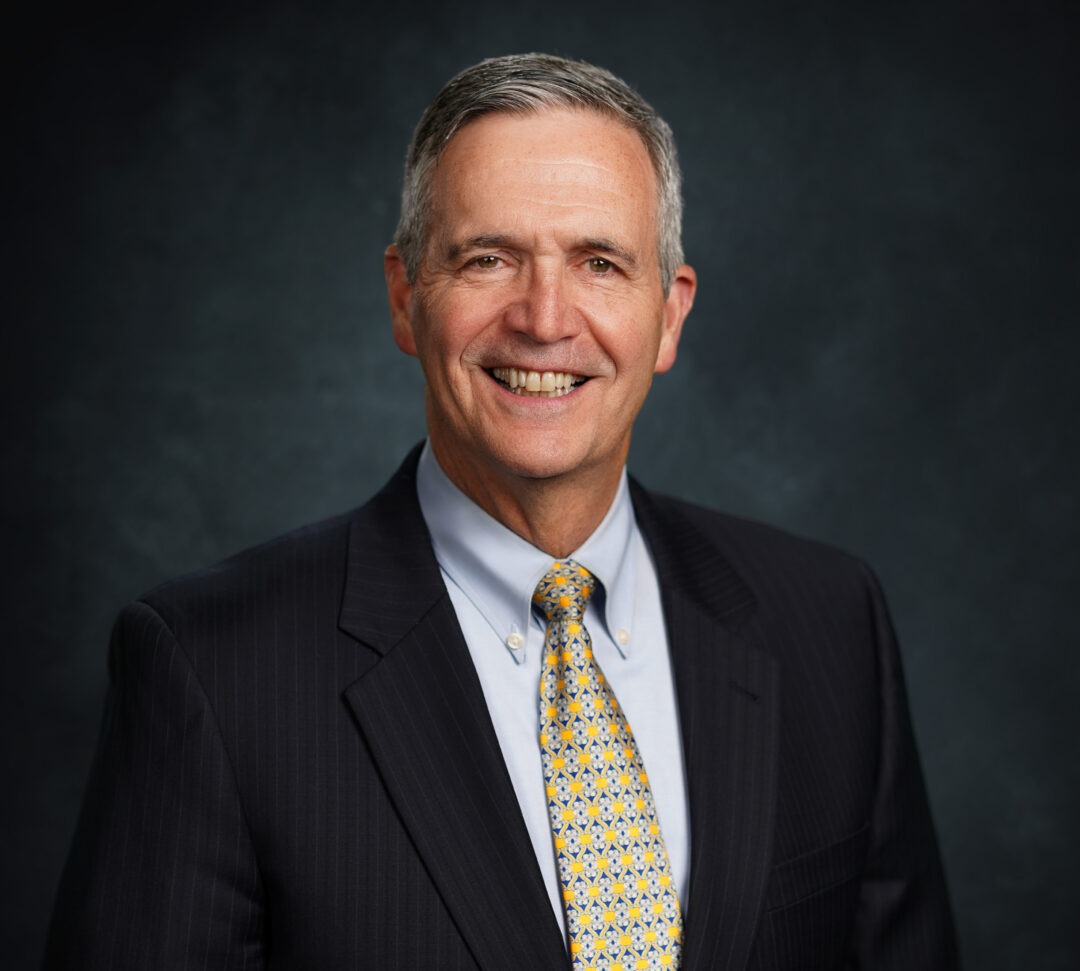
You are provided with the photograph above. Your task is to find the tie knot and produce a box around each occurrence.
[533,560,596,622]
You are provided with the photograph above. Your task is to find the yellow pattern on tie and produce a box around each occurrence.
[535,560,683,970]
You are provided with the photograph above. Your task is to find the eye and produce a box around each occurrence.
[587,257,614,274]
[469,255,501,270]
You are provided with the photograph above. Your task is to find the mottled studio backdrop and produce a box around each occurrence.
[4,1,1078,967]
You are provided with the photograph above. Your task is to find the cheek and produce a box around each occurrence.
[587,301,664,370]
[418,291,501,354]
[411,312,489,396]
[410,299,461,362]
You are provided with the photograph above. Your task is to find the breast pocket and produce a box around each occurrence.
[757,825,870,970]
[765,823,870,914]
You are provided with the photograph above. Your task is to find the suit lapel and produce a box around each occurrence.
[631,483,781,971]
[339,451,567,971]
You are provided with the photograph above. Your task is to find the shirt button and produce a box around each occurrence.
[506,632,524,651]
[616,628,630,646]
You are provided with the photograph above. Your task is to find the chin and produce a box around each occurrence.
[487,437,607,483]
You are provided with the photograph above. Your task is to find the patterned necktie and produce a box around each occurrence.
[535,560,683,970]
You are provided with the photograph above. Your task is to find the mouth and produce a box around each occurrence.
[488,367,589,398]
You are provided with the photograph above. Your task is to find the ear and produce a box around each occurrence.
[384,244,418,356]
[654,263,697,374]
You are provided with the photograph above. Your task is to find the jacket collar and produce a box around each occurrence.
[627,478,757,632]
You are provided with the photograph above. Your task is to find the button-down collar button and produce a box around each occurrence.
[506,632,525,651]
[615,628,630,646]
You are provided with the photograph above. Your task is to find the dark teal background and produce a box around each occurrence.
[5,1,1078,966]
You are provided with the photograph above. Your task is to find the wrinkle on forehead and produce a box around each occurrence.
[506,196,622,215]
[495,157,627,175]
[477,148,645,189]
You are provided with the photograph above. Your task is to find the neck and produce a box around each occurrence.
[430,444,623,559]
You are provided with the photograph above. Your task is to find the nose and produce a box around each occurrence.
[504,262,581,343]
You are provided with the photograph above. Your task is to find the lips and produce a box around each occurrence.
[489,367,588,398]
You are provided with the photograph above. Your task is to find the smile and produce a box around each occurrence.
[488,367,588,398]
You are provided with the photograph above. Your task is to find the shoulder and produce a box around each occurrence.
[635,481,864,574]
[137,508,359,634]
[137,449,429,634]
[647,488,865,573]
[631,482,877,627]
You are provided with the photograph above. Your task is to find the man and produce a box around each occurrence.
[45,54,957,969]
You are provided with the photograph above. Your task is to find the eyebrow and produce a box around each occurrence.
[445,234,515,262]
[445,234,641,271]
[581,238,640,272]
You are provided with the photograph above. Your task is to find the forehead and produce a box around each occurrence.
[428,107,659,239]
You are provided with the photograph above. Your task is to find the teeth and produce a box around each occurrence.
[490,367,584,397]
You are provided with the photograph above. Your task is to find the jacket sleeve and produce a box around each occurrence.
[851,564,959,969]
[42,602,264,970]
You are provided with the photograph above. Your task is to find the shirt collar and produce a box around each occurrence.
[416,441,638,665]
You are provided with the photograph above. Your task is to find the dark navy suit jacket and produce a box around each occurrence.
[44,447,957,969]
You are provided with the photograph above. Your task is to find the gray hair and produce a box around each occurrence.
[393,53,684,292]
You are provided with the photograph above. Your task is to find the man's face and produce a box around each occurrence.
[386,107,695,494]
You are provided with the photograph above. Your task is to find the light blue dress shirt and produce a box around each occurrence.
[416,442,690,935]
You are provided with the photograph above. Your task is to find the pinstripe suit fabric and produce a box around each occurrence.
[44,447,957,969]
